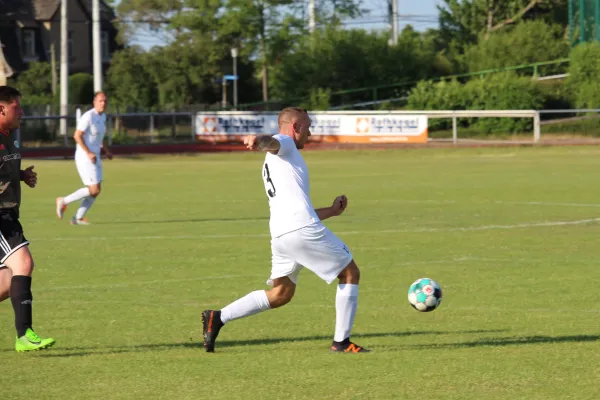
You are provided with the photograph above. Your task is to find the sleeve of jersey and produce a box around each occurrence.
[274,135,295,157]
[76,113,90,132]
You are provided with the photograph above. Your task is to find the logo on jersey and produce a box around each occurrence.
[1,153,21,162]
[13,140,19,148]
[0,144,5,150]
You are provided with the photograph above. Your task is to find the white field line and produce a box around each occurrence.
[39,273,266,292]
[29,216,600,242]
[496,200,600,208]
[300,304,600,314]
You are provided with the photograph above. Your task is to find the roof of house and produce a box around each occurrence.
[0,0,35,18]
[0,0,116,21]
[33,0,60,20]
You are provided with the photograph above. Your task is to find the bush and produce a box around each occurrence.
[407,79,464,129]
[301,88,331,111]
[567,42,600,108]
[69,73,95,104]
[407,72,545,133]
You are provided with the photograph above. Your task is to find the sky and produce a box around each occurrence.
[112,0,442,50]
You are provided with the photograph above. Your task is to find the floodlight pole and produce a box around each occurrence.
[231,48,238,109]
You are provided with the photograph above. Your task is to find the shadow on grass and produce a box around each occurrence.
[403,334,600,350]
[31,329,508,358]
[93,216,269,225]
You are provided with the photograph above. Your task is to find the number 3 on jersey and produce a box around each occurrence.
[263,163,276,198]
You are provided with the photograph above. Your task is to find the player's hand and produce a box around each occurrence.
[23,166,37,188]
[87,151,97,164]
[331,195,348,216]
[105,149,113,160]
[244,135,258,150]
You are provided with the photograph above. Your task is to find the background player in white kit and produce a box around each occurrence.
[56,92,113,225]
[202,107,368,353]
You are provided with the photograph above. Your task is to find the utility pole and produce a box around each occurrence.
[389,0,398,45]
[309,0,316,33]
[92,0,102,92]
[231,48,238,109]
[60,0,68,140]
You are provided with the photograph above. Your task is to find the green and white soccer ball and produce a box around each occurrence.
[408,278,442,312]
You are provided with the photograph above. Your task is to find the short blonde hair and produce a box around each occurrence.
[278,107,307,127]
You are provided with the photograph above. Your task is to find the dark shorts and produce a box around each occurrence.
[0,213,28,267]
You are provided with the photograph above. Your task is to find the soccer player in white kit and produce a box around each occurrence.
[202,107,368,353]
[55,92,113,225]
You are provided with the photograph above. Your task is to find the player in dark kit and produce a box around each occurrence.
[0,86,55,352]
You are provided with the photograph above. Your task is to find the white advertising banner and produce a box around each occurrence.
[196,112,428,143]
[196,113,279,135]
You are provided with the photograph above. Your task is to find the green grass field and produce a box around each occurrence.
[3,146,600,399]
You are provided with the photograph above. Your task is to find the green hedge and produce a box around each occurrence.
[407,72,544,133]
[567,42,600,109]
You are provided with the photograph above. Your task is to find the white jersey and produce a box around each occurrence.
[75,109,106,155]
[262,134,320,238]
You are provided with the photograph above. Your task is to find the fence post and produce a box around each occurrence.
[452,115,458,144]
[533,111,541,143]
[63,114,68,147]
[150,114,155,143]
[171,113,176,139]
[190,112,195,140]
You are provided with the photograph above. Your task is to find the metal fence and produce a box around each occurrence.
[20,112,196,148]
[18,109,600,149]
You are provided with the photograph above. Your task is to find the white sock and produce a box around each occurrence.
[334,284,359,342]
[220,290,271,324]
[64,187,91,205]
[75,196,96,220]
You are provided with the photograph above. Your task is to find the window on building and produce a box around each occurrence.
[22,30,37,60]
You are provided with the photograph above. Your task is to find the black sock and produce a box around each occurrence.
[333,337,350,345]
[10,275,33,337]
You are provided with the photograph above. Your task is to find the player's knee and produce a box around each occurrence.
[21,256,34,276]
[7,252,34,276]
[89,186,101,197]
[0,268,11,302]
[268,284,295,308]
[338,261,360,284]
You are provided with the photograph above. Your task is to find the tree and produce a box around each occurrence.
[12,62,53,106]
[106,46,158,110]
[269,26,443,104]
[463,20,569,72]
[438,0,565,50]
[117,0,365,103]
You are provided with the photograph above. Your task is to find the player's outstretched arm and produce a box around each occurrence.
[315,195,348,220]
[244,135,281,154]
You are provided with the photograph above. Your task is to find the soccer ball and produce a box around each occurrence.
[408,278,442,312]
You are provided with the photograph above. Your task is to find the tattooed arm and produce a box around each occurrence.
[244,135,281,154]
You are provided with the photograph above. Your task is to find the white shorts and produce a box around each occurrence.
[75,151,102,185]
[268,222,353,286]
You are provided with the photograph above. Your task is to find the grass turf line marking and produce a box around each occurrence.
[31,216,600,242]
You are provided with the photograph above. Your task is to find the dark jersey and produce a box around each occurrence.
[0,130,22,218]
